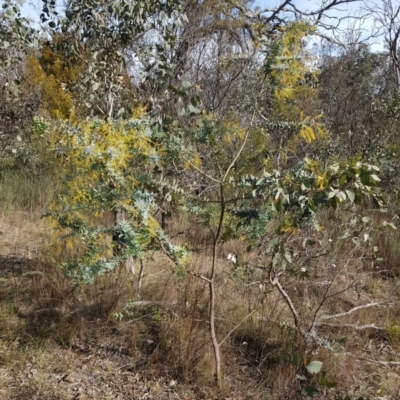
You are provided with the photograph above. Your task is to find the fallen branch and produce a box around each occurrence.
[343,352,400,366]
[319,302,389,321]
[315,322,384,330]
[127,300,180,308]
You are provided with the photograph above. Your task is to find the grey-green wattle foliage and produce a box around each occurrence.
[227,159,385,270]
[60,189,188,283]
[40,0,185,119]
[47,117,189,283]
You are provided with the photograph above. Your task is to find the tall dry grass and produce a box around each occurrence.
[1,169,400,398]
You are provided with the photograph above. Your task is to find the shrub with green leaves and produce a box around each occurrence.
[47,116,188,282]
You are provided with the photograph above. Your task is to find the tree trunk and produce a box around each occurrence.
[113,208,135,274]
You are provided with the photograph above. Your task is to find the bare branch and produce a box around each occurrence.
[308,254,355,331]
[315,322,384,330]
[343,352,400,366]
[268,265,305,337]
[319,302,390,321]
[183,158,222,184]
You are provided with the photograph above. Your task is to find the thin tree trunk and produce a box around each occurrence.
[137,259,145,299]
[161,186,166,230]
[113,208,135,273]
[209,277,220,385]
[209,183,225,387]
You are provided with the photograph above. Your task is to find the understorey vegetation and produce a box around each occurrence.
[2,0,400,398]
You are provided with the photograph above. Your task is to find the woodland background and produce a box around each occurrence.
[2,0,400,398]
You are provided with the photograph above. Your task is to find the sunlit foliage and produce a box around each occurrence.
[27,53,75,120]
[264,22,326,145]
[47,116,188,282]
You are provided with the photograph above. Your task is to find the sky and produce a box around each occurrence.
[19,0,366,22]
[20,0,40,20]
[18,0,384,51]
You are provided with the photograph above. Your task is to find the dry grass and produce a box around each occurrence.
[1,173,400,399]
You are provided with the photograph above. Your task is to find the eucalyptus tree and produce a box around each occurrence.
[0,0,38,165]
[365,0,400,93]
[40,0,184,119]
[38,0,365,122]
[319,44,387,154]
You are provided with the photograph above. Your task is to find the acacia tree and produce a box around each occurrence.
[32,0,392,389]
[47,115,188,282]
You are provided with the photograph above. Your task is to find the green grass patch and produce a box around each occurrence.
[0,169,52,214]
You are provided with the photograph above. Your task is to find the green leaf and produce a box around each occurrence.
[276,197,282,212]
[345,189,355,203]
[383,221,397,230]
[284,250,292,264]
[360,171,372,185]
[325,381,336,388]
[320,371,336,388]
[328,189,338,199]
[370,174,381,182]
[292,352,299,367]
[188,104,200,114]
[182,80,191,88]
[306,360,323,374]
[337,191,346,202]
[301,386,319,397]
[280,351,290,363]
[354,188,362,205]
[272,252,280,267]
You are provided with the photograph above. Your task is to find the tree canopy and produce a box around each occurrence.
[1,0,399,393]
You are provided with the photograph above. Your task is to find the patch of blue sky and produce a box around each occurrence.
[20,0,385,52]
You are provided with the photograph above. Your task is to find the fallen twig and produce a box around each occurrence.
[319,302,389,321]
[343,352,400,366]
[315,322,384,330]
